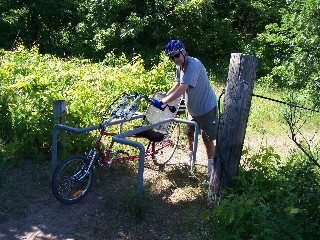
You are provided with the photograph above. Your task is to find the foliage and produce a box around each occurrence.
[2,0,319,90]
[3,0,319,105]
[0,0,79,54]
[248,1,320,96]
[2,0,319,106]
[0,46,174,167]
[204,146,320,240]
[0,0,290,79]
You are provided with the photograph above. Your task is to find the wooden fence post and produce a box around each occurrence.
[53,100,66,149]
[208,53,258,202]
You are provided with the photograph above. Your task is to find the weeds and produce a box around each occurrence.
[205,146,320,240]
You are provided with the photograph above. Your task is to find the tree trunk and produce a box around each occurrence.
[208,53,258,203]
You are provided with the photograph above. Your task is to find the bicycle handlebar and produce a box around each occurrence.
[110,92,177,119]
[155,104,177,113]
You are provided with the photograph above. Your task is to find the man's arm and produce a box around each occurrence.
[167,82,180,95]
[162,83,189,104]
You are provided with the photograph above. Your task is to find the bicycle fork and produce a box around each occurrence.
[72,148,98,182]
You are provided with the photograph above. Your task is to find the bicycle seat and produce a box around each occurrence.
[134,127,165,142]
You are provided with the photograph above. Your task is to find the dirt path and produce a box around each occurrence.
[0,130,310,240]
[0,162,105,240]
[1,199,93,239]
[0,141,210,240]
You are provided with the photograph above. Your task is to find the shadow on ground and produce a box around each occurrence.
[0,158,211,240]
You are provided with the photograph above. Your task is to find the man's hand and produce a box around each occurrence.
[150,98,163,108]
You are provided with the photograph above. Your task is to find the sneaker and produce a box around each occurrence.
[202,177,210,185]
[207,159,213,177]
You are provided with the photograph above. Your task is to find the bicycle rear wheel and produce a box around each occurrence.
[52,155,93,204]
[152,122,180,167]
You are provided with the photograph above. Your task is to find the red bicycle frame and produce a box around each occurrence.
[93,128,173,165]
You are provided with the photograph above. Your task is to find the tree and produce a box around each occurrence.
[249,0,320,92]
[0,0,79,55]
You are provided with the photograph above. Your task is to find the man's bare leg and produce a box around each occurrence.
[203,140,215,159]
[204,140,215,177]
[188,136,215,176]
[188,135,194,151]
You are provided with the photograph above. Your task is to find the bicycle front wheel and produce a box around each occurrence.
[52,155,93,204]
[152,122,180,167]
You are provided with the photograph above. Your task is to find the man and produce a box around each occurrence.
[151,40,218,177]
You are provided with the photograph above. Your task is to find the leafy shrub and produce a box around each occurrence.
[205,146,320,240]
[0,46,174,166]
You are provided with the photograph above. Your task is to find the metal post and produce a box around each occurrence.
[51,115,145,172]
[113,118,199,205]
[52,115,199,205]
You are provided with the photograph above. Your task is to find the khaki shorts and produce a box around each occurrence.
[184,107,218,142]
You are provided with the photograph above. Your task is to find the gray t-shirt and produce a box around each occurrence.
[175,56,217,116]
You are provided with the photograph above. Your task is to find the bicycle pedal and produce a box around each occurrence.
[94,157,104,168]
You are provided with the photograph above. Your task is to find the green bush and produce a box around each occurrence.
[0,46,174,167]
[249,0,320,90]
[205,146,320,240]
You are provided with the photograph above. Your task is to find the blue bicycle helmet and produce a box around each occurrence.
[164,40,185,55]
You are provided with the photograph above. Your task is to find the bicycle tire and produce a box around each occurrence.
[152,122,180,167]
[52,155,93,204]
